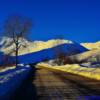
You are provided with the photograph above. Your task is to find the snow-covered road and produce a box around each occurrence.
[0,66,31,100]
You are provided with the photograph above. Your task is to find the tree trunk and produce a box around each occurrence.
[15,43,18,67]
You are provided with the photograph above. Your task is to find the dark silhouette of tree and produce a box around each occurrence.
[53,35,67,65]
[3,15,32,67]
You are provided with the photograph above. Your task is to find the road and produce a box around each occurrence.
[34,68,100,100]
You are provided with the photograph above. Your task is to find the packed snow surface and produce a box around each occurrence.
[37,63,100,80]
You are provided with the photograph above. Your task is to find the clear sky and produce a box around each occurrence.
[0,0,100,42]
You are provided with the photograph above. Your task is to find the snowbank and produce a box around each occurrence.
[37,63,100,80]
[0,66,31,100]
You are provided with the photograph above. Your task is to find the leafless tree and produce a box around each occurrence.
[3,15,32,67]
[53,35,67,65]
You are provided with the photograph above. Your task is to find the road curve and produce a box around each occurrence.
[34,68,100,100]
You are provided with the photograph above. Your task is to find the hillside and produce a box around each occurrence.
[69,49,100,63]
[0,37,88,65]
[0,37,85,55]
[81,41,100,50]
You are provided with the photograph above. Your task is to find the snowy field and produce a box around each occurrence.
[37,63,100,80]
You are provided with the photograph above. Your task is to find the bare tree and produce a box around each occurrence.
[53,35,67,65]
[3,15,32,67]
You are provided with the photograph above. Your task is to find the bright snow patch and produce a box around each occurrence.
[37,63,100,80]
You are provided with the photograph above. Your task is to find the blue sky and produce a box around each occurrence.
[0,0,100,42]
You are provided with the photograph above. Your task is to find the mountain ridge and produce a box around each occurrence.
[81,41,100,50]
[0,36,99,56]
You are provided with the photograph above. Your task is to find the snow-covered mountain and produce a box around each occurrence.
[81,41,100,50]
[0,37,82,55]
[1,37,99,52]
[0,36,88,65]
[69,49,100,63]
[0,37,32,55]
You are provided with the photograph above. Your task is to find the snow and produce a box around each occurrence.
[0,68,26,83]
[0,66,15,73]
[37,63,100,80]
[81,41,100,50]
[0,37,74,55]
[0,66,31,100]
[0,41,88,65]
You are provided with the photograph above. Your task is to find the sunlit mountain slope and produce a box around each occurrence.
[0,37,86,55]
[37,63,100,80]
[81,41,100,50]
[69,49,100,63]
[0,37,88,65]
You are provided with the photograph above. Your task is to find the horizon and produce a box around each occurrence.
[0,0,100,43]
